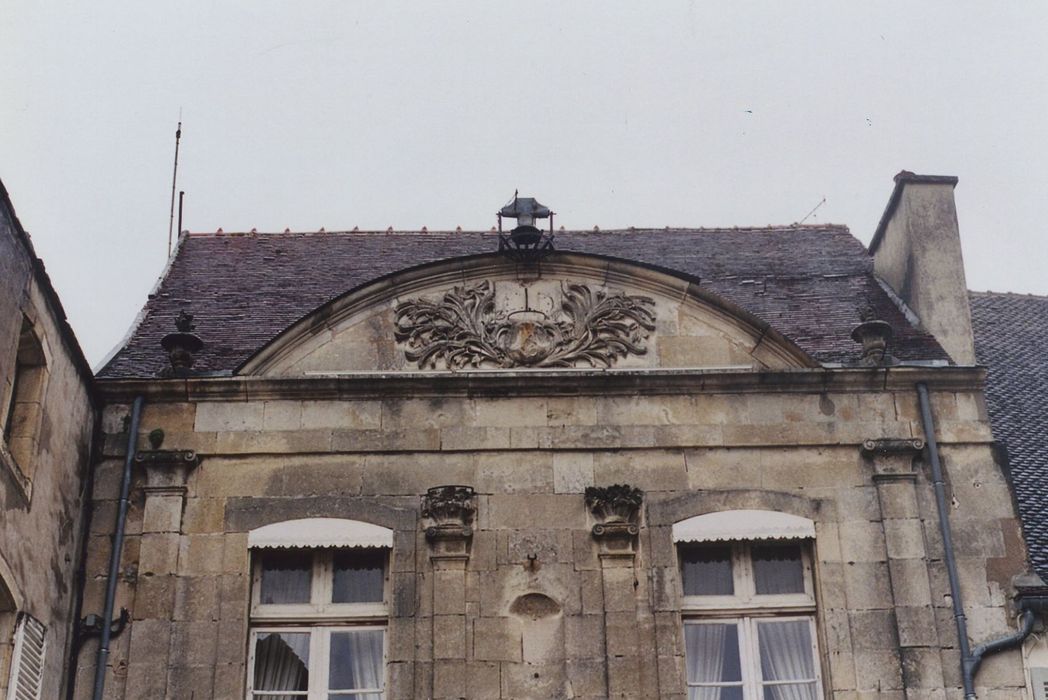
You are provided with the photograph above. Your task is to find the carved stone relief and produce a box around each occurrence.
[393,281,656,369]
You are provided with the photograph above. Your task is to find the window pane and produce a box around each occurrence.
[762,683,818,700]
[680,545,734,596]
[752,543,805,595]
[329,630,384,691]
[329,695,383,700]
[253,632,310,692]
[260,550,313,604]
[685,623,742,683]
[332,549,385,603]
[757,619,816,681]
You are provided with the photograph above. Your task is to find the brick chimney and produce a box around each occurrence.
[869,171,976,365]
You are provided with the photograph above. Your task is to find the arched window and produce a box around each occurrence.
[3,316,47,481]
[672,510,822,700]
[246,518,392,700]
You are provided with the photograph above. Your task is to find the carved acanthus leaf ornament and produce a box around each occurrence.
[393,281,656,369]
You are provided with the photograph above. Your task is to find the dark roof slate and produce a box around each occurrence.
[970,291,1048,577]
[98,226,949,378]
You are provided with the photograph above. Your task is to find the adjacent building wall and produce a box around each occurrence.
[78,369,1027,699]
[0,182,96,698]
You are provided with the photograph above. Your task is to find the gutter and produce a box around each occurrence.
[916,382,1037,697]
[64,402,106,700]
[90,395,143,700]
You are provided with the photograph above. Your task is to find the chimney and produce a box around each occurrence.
[869,171,976,365]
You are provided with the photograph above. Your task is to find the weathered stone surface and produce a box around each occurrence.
[433,659,466,698]
[473,617,522,662]
[552,452,594,494]
[138,533,180,576]
[76,344,1027,700]
[173,576,219,621]
[194,401,264,432]
[488,494,586,529]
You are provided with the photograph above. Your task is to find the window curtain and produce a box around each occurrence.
[259,551,312,604]
[751,544,804,595]
[332,550,385,604]
[757,620,817,700]
[329,630,384,694]
[253,632,310,694]
[685,624,730,700]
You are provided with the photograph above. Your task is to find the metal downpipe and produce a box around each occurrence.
[91,395,143,700]
[916,382,976,698]
[917,383,1038,697]
[967,608,1035,682]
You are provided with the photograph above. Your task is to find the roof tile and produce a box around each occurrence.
[971,291,1048,577]
[98,226,949,378]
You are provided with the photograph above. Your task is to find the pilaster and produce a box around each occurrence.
[862,437,946,694]
[422,485,475,699]
[125,446,198,698]
[586,485,650,698]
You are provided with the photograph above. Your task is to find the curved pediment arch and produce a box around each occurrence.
[238,253,817,376]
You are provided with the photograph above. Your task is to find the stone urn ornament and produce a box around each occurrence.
[851,308,893,367]
[160,310,204,376]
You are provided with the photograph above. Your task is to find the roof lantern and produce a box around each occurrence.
[497,192,555,262]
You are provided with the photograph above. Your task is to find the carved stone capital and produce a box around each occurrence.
[860,438,925,481]
[586,484,643,558]
[422,485,475,561]
[135,449,199,494]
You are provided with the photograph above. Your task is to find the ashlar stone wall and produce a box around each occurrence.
[78,369,1027,699]
[0,197,95,699]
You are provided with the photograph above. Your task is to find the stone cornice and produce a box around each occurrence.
[93,365,987,404]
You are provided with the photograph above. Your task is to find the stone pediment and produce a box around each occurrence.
[238,254,815,376]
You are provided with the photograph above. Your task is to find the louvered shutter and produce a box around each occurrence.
[1033,667,1048,700]
[6,614,45,700]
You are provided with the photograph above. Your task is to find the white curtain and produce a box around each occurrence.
[685,623,731,700]
[757,620,817,700]
[329,630,384,693]
[332,554,384,604]
[259,552,312,604]
[253,632,310,695]
[752,545,804,595]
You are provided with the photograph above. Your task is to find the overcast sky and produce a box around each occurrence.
[3,2,1046,367]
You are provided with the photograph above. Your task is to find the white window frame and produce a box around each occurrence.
[679,540,816,613]
[249,549,388,623]
[247,624,387,699]
[683,615,821,699]
[246,547,389,700]
[678,538,823,699]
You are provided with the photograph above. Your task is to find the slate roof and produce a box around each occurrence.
[97,226,949,378]
[970,291,1048,577]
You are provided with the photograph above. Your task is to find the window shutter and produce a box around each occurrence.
[6,613,45,700]
[1033,667,1048,700]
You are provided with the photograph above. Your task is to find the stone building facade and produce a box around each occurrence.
[0,181,96,698]
[0,172,1040,699]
